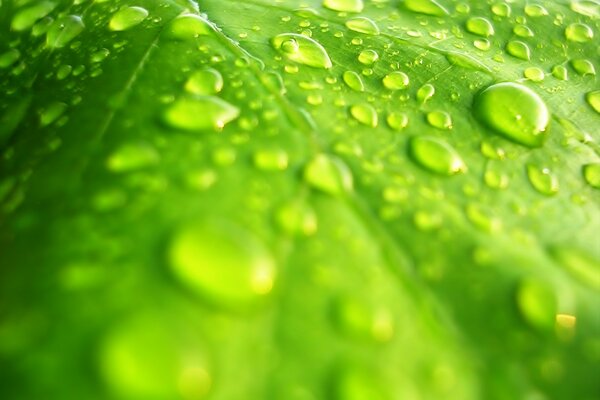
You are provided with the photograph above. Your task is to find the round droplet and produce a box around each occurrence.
[323,0,364,13]
[473,82,550,147]
[253,149,289,171]
[552,65,568,80]
[106,142,159,172]
[332,296,394,342]
[582,163,600,188]
[409,136,466,176]
[565,23,594,42]
[357,49,379,65]
[404,0,448,16]
[11,1,56,31]
[169,220,276,309]
[163,96,240,131]
[345,16,381,37]
[516,279,557,331]
[272,33,332,69]
[275,200,317,236]
[46,15,85,48]
[382,71,409,90]
[426,110,452,130]
[109,6,148,31]
[524,67,544,82]
[303,154,353,195]
[386,112,408,130]
[185,68,224,95]
[350,103,378,127]
[527,164,559,196]
[506,40,531,60]
[343,70,364,92]
[465,17,494,37]
[166,14,212,39]
[417,83,435,103]
[571,59,595,76]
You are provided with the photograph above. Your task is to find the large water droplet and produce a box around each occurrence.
[272,33,332,69]
[586,91,600,114]
[46,15,84,48]
[382,71,409,90]
[474,82,549,147]
[303,154,353,195]
[386,112,408,130]
[185,68,223,95]
[166,14,212,39]
[571,0,600,18]
[343,70,364,92]
[582,163,600,188]
[571,59,596,76]
[516,279,557,331]
[323,0,364,13]
[426,110,452,130]
[345,17,379,35]
[527,164,559,195]
[404,0,449,16]
[565,23,594,42]
[409,136,466,175]
[506,40,531,60]
[11,1,56,31]
[465,17,494,37]
[357,49,379,65]
[350,103,378,127]
[169,220,276,309]
[491,2,511,17]
[163,96,240,131]
[109,6,148,32]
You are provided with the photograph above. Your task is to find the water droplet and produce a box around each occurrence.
[506,40,531,60]
[303,154,353,195]
[473,38,491,51]
[524,67,544,82]
[409,136,466,176]
[163,96,240,131]
[323,0,364,13]
[524,4,549,17]
[552,65,568,81]
[169,220,276,309]
[185,68,224,95]
[484,167,509,189]
[0,49,20,69]
[11,1,56,31]
[565,23,594,42]
[404,0,449,16]
[516,279,557,331]
[585,91,600,114]
[571,0,600,18]
[527,164,559,195]
[426,110,452,130]
[474,82,549,147]
[416,83,435,103]
[491,2,511,17]
[106,142,160,172]
[253,149,289,171]
[386,112,408,130]
[275,200,317,236]
[465,17,494,37]
[166,14,212,39]
[571,59,596,76]
[350,103,378,127]
[39,101,67,126]
[345,17,379,35]
[332,296,394,342]
[272,33,332,69]
[582,163,600,188]
[46,15,85,48]
[513,24,534,37]
[466,204,502,233]
[343,70,364,92]
[357,49,379,65]
[382,71,409,90]
[551,246,600,290]
[109,6,148,31]
[414,210,443,231]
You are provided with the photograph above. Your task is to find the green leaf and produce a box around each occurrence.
[0,0,599,399]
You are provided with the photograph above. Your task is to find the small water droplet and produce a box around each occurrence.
[466,204,502,233]
[109,6,148,31]
[551,65,568,80]
[185,68,224,95]
[46,15,85,48]
[484,166,509,189]
[527,164,559,195]
[275,200,317,236]
[516,279,557,331]
[253,149,289,171]
[465,17,494,37]
[404,0,449,16]
[272,33,332,69]
[382,71,409,90]
[506,40,531,60]
[166,14,212,39]
[571,59,595,76]
[303,154,353,195]
[323,0,364,13]
[524,67,544,82]
[332,296,394,342]
[426,110,452,130]
[346,17,379,35]
[582,163,600,188]
[357,49,379,65]
[350,103,378,127]
[409,136,466,176]
[163,96,240,131]
[386,112,408,130]
[474,82,549,147]
[343,70,365,92]
[169,220,276,309]
[416,83,435,103]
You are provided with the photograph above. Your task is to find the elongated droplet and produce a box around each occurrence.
[11,1,56,31]
[382,71,409,90]
[417,83,435,103]
[409,136,466,175]
[343,71,364,92]
[272,33,332,69]
[169,220,276,309]
[350,103,378,127]
[163,96,240,131]
[571,59,595,76]
[404,0,448,16]
[109,6,148,31]
[465,17,494,37]
[516,279,557,331]
[0,49,20,69]
[323,0,364,13]
[474,82,549,147]
[46,15,84,48]
[345,17,379,35]
[506,40,530,60]
[107,142,160,172]
[185,68,223,95]
[166,14,212,39]
[40,101,67,126]
[427,110,452,130]
[527,164,559,195]
[571,1,600,18]
[303,154,353,195]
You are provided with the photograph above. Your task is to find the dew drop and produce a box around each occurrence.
[332,296,394,342]
[185,68,224,95]
[524,4,549,17]
[163,96,240,131]
[582,163,600,188]
[109,6,148,32]
[275,200,318,236]
[474,82,549,148]
[552,65,568,81]
[345,17,379,35]
[491,2,511,17]
[11,1,56,31]
[404,0,449,16]
[524,67,544,82]
[272,33,332,69]
[409,136,466,176]
[506,40,531,60]
[166,14,212,39]
[169,220,276,308]
[386,112,408,130]
[527,164,559,196]
[323,0,364,13]
[253,149,289,171]
[513,24,534,38]
[303,154,353,195]
[516,279,557,331]
[571,0,600,18]
[350,103,378,127]
[565,23,594,42]
[39,101,67,126]
[46,15,85,49]
[571,59,596,76]
[465,17,494,37]
[0,49,20,69]
[586,91,600,114]
[416,83,435,103]
[343,70,364,92]
[106,142,160,172]
[426,110,452,130]
[484,168,509,190]
[382,71,409,90]
[357,49,379,65]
